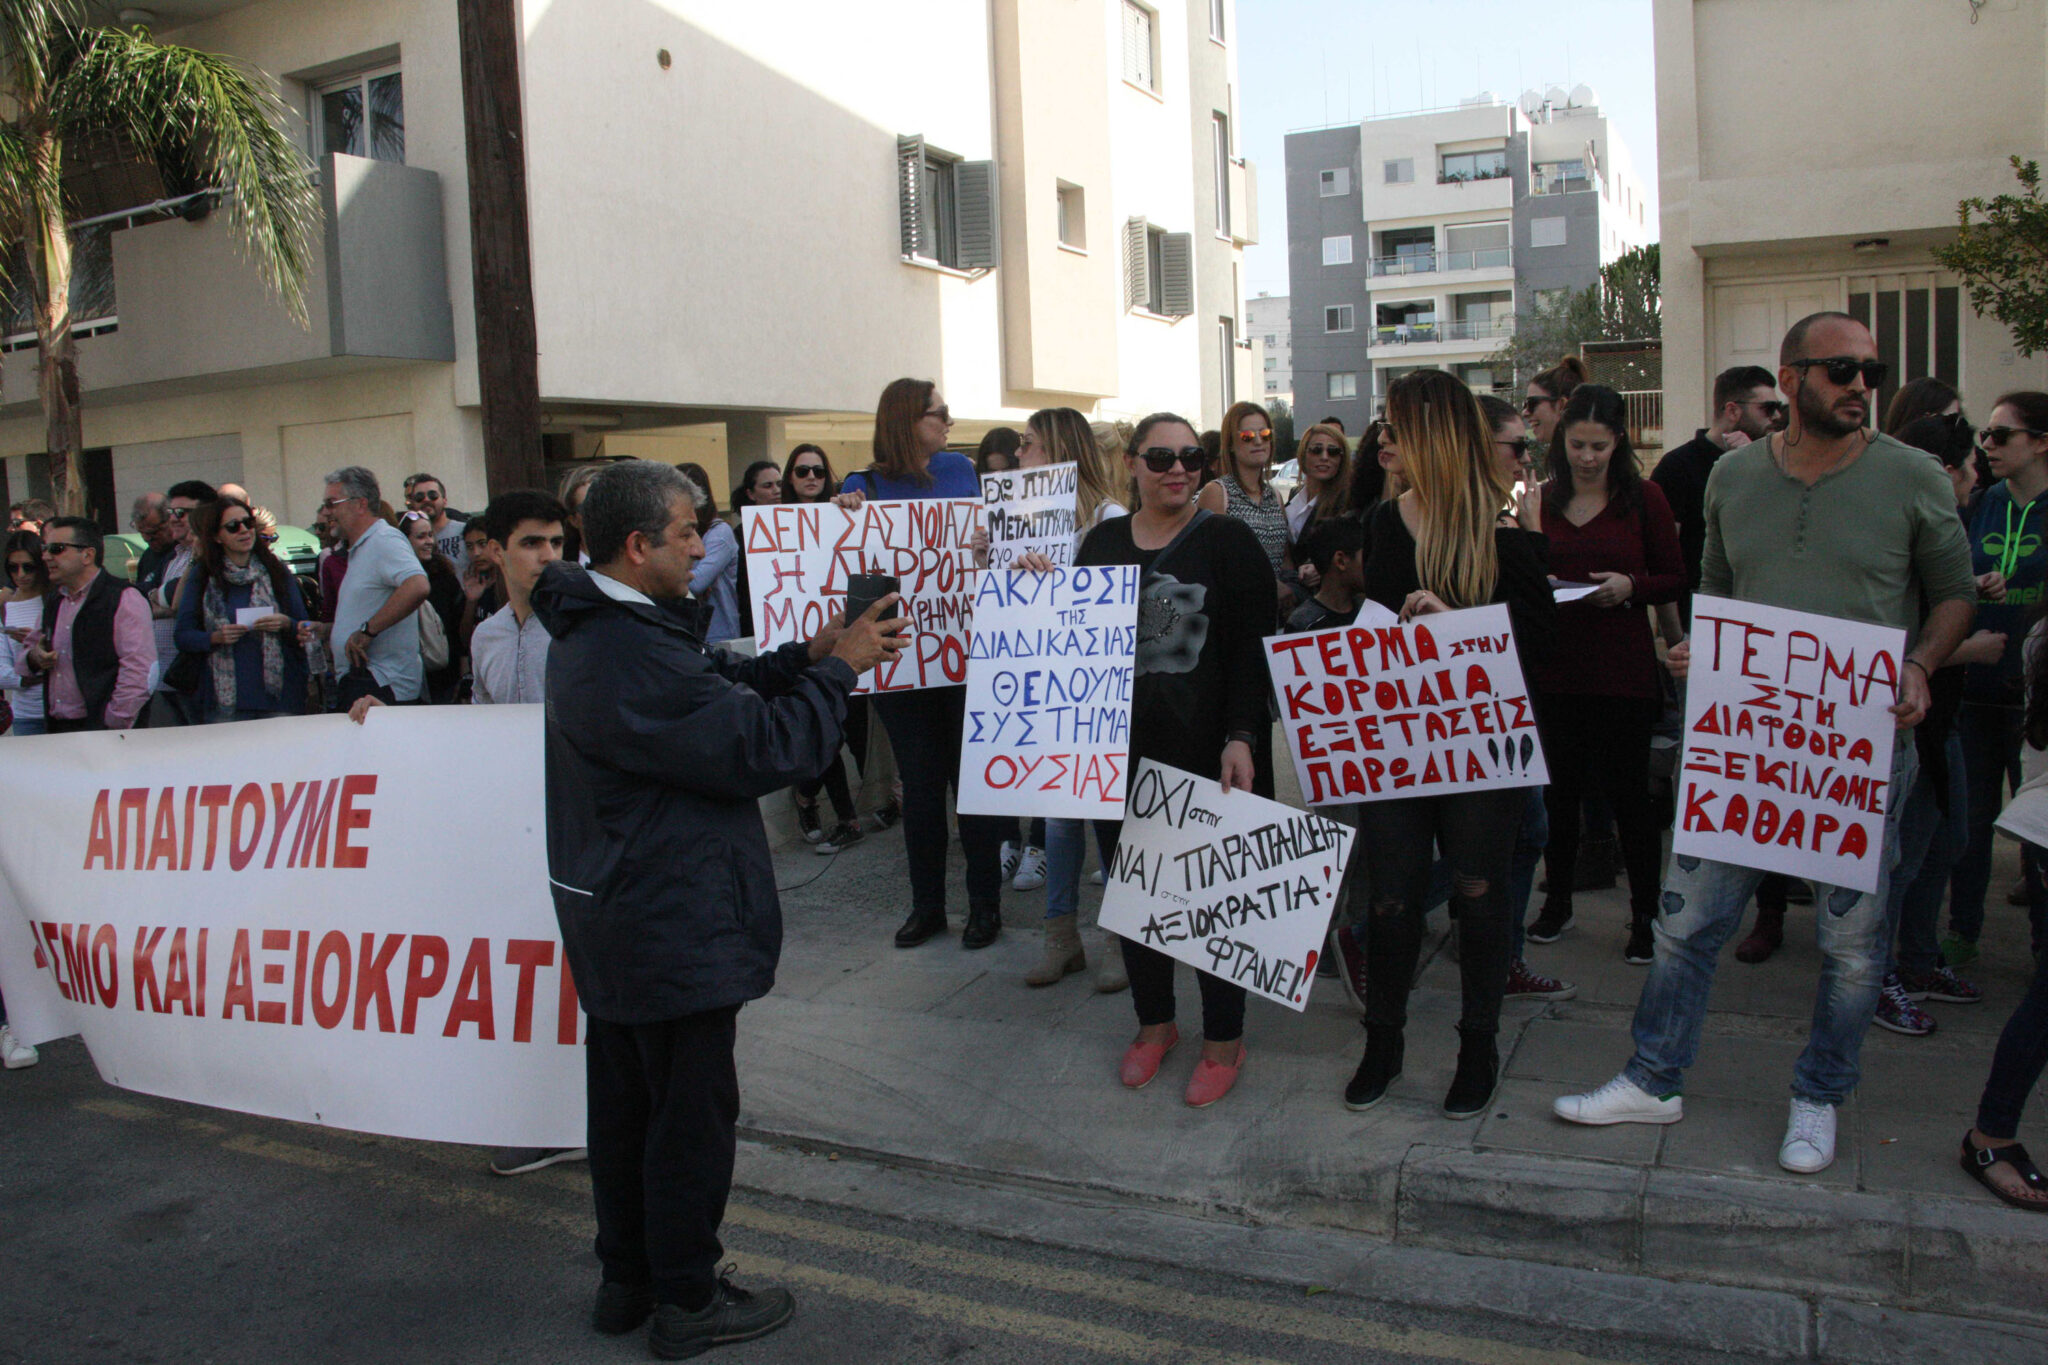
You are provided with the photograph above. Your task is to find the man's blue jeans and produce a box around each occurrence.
[1045,817,1116,920]
[1624,743,1916,1106]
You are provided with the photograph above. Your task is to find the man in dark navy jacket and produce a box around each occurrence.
[533,460,901,1359]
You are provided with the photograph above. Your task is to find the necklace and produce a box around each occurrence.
[1773,428,1867,485]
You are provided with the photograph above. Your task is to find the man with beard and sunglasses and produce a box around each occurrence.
[1554,313,1975,1176]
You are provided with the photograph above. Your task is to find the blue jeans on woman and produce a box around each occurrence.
[1624,744,1915,1106]
[1045,817,1117,920]
[8,714,43,736]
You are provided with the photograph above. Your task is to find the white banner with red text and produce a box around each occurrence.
[0,707,586,1146]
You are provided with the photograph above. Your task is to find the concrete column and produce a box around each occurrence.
[724,412,789,476]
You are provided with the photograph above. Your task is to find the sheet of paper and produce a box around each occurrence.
[235,607,269,628]
[1552,582,1600,604]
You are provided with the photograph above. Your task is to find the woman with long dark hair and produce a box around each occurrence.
[838,378,1009,949]
[976,427,1022,475]
[781,444,838,503]
[400,509,465,703]
[1522,355,1590,454]
[1076,410,1275,1105]
[0,529,48,736]
[1345,369,1555,1120]
[175,497,311,720]
[1523,385,1684,963]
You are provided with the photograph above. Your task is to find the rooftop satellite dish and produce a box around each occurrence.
[1569,83,1598,109]
[1460,90,1497,107]
[1544,85,1568,109]
[1519,89,1544,118]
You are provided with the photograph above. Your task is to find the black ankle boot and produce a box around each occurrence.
[1442,1032,1499,1119]
[893,907,947,949]
[961,901,1002,949]
[1344,1027,1404,1111]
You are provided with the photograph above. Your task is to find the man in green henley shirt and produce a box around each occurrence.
[1554,312,1975,1175]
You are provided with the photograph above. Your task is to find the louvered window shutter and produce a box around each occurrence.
[1121,3,1153,88]
[953,161,998,268]
[1160,232,1194,317]
[897,135,925,257]
[1123,217,1147,309]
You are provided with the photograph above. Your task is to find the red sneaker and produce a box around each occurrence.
[1504,959,1577,1001]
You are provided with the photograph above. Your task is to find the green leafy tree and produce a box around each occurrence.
[1267,396,1296,464]
[1489,243,1662,389]
[0,0,317,513]
[1599,243,1660,340]
[1934,157,2048,358]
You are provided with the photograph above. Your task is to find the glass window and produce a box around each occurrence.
[1438,149,1506,183]
[1321,235,1352,266]
[1319,167,1350,197]
[1212,113,1231,234]
[1057,182,1085,249]
[1325,305,1353,333]
[1121,1,1156,90]
[318,68,403,164]
[1383,158,1413,185]
[1530,216,1567,248]
[1327,372,1357,400]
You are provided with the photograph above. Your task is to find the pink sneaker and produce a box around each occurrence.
[1119,1025,1179,1088]
[1184,1042,1247,1108]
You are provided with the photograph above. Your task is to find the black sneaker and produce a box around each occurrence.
[649,1278,795,1360]
[1343,1030,1403,1112]
[873,795,903,830]
[1442,1036,1500,1119]
[591,1281,654,1335]
[794,800,824,844]
[817,822,864,855]
[1624,920,1655,965]
[1525,904,1573,944]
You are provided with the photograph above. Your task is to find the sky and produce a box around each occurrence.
[1234,0,1660,297]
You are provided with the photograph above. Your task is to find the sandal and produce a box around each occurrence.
[1959,1134,2048,1212]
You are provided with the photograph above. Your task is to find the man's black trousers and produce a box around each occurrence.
[585,1005,741,1308]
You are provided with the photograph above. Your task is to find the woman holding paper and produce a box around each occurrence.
[1075,411,1276,1107]
[175,497,310,721]
[836,379,1010,951]
[1524,385,1684,964]
[0,529,48,735]
[1347,369,1556,1120]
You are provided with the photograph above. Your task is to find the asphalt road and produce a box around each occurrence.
[5,1039,1771,1365]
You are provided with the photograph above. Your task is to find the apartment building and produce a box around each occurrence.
[1655,0,2048,434]
[1248,292,1291,404]
[0,0,1258,528]
[1285,90,1650,430]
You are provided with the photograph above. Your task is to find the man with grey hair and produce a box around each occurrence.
[532,460,904,1355]
[305,465,429,708]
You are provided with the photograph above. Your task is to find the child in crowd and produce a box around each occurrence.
[1286,519,1367,634]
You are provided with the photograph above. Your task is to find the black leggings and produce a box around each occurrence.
[1538,693,1662,920]
[797,697,869,823]
[1358,787,1525,1040]
[1095,817,1245,1042]
[870,686,1007,913]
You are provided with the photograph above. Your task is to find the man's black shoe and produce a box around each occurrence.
[894,909,947,948]
[649,1281,795,1360]
[591,1281,654,1335]
[961,902,1002,949]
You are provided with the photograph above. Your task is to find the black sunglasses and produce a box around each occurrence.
[1789,356,1888,388]
[1743,399,1790,418]
[1520,395,1557,414]
[1139,446,1207,473]
[1496,436,1531,457]
[1301,442,1344,457]
[1980,425,2048,447]
[924,405,952,423]
[791,465,827,477]
[220,518,254,534]
[6,560,36,574]
[43,542,82,555]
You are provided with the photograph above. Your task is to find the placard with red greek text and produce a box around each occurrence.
[1098,761,1354,1012]
[1677,595,1903,893]
[740,499,979,692]
[1264,603,1548,805]
[956,566,1139,819]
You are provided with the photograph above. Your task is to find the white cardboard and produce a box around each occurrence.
[956,566,1139,819]
[1098,761,1354,1011]
[234,606,268,628]
[1675,595,1904,894]
[1264,603,1548,805]
[980,463,1080,569]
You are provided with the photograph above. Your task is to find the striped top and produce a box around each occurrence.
[1221,474,1289,574]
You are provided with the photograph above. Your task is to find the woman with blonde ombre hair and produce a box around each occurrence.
[1344,368,1556,1123]
[1284,421,1352,589]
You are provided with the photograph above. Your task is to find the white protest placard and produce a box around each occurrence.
[981,463,1079,569]
[956,565,1139,818]
[1676,595,1904,893]
[740,499,979,692]
[1264,603,1547,805]
[1099,761,1354,1011]
[0,707,585,1146]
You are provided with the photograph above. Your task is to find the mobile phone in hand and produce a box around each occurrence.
[843,573,902,627]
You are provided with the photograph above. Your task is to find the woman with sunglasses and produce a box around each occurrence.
[1947,392,2048,969]
[781,444,838,504]
[838,378,1010,950]
[401,509,466,703]
[174,498,311,721]
[1075,412,1276,1105]
[1522,355,1590,455]
[1345,369,1555,1120]
[0,530,48,736]
[1215,401,1298,608]
[1524,385,1684,965]
[1284,423,1352,592]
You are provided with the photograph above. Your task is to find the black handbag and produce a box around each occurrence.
[162,649,205,695]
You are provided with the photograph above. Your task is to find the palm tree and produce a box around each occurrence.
[0,0,316,514]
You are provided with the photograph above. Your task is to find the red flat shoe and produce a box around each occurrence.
[1184,1042,1247,1109]
[1119,1026,1179,1089]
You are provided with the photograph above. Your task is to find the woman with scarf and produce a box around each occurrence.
[176,496,311,721]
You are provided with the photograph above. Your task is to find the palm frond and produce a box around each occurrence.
[55,26,318,322]
[0,0,84,106]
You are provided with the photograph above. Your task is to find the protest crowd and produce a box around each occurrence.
[6,309,2048,1358]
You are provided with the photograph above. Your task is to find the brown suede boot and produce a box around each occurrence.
[1024,914,1085,986]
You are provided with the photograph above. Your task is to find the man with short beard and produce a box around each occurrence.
[1554,312,1975,1176]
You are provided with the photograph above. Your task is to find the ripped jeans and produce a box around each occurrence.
[1625,743,1916,1107]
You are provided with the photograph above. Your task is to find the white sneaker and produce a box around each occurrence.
[1552,1073,1683,1126]
[1779,1097,1837,1174]
[0,1023,37,1070]
[1012,845,1047,891]
[999,841,1021,881]
[1088,868,1105,886]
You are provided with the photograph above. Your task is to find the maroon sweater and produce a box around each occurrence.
[1533,480,1684,699]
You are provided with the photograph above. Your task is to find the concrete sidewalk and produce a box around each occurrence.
[747,804,2048,1341]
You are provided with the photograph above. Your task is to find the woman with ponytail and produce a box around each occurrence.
[1344,369,1555,1121]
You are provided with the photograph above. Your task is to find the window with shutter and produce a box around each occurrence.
[1121,1,1156,91]
[953,161,998,268]
[1123,217,1148,309]
[1160,233,1195,317]
[896,135,925,258]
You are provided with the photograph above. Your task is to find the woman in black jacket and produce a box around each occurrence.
[1077,411,1277,1109]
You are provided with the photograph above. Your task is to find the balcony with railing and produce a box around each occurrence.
[1371,316,1515,347]
[1530,163,1603,197]
[1367,246,1513,278]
